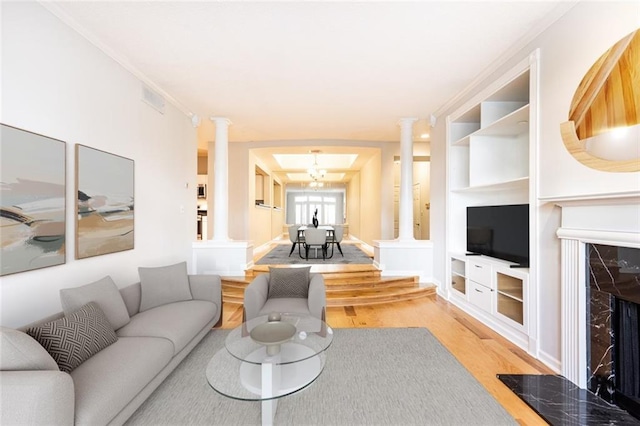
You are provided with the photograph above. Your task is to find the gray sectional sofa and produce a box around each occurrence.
[0,265,222,426]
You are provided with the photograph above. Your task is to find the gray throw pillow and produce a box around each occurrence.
[60,276,130,330]
[0,326,59,371]
[26,302,117,373]
[268,267,311,299]
[138,261,193,312]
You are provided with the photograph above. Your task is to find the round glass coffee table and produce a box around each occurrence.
[206,313,333,426]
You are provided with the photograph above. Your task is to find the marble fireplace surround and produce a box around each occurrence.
[557,199,640,390]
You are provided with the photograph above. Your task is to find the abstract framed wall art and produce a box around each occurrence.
[75,145,134,259]
[1,124,66,276]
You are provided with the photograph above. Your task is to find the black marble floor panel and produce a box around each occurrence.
[497,374,640,425]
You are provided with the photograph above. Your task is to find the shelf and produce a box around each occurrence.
[497,290,523,303]
[452,135,471,147]
[497,293,523,325]
[451,177,529,193]
[451,104,529,146]
[451,274,466,295]
[497,272,524,300]
[451,258,466,276]
[475,104,530,137]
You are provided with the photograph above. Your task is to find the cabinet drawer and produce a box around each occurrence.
[468,281,492,313]
[468,262,492,287]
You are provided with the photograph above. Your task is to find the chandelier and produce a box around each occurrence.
[307,151,326,181]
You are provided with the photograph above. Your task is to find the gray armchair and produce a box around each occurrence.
[243,272,327,323]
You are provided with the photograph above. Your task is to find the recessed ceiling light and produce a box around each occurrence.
[420,133,429,139]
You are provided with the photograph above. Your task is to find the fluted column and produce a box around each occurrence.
[398,118,418,241]
[210,117,231,241]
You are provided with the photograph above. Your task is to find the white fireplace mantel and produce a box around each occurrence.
[555,196,640,388]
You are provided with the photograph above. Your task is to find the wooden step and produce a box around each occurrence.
[222,285,436,307]
[221,268,433,307]
[249,263,380,277]
[327,286,437,306]
[324,276,416,290]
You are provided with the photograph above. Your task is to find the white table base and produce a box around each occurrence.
[239,343,322,425]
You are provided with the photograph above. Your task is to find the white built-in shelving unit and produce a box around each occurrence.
[445,52,539,354]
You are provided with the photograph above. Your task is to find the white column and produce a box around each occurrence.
[210,117,231,241]
[193,116,252,275]
[398,118,418,241]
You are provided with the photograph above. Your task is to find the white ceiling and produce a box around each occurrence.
[45,1,572,183]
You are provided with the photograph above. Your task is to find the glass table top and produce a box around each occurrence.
[206,313,333,401]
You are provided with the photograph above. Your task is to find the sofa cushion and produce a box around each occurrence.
[26,302,117,373]
[0,327,59,371]
[70,336,173,426]
[116,300,216,355]
[60,276,130,330]
[268,266,311,299]
[139,261,192,312]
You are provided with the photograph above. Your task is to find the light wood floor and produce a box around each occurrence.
[220,242,553,425]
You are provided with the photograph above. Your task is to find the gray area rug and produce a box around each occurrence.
[126,328,516,425]
[256,244,372,265]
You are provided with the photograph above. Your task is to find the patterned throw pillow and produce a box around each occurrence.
[268,267,311,299]
[26,302,117,373]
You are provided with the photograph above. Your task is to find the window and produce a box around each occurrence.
[292,193,339,225]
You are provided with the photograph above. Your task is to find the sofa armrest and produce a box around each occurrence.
[243,274,269,321]
[0,370,74,425]
[188,274,221,304]
[308,274,327,320]
[188,274,223,327]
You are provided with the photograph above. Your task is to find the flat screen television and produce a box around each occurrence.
[466,204,529,267]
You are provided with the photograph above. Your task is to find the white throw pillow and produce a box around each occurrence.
[60,276,130,330]
[138,261,193,312]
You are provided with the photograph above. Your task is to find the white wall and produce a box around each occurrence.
[249,152,272,247]
[358,151,382,246]
[431,1,639,368]
[347,173,361,238]
[0,2,198,328]
[227,139,396,244]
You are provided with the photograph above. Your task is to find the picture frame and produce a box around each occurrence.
[0,124,66,276]
[75,144,134,259]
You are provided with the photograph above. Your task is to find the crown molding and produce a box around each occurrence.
[39,1,195,119]
[431,1,579,120]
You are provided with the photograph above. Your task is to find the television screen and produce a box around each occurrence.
[466,204,529,266]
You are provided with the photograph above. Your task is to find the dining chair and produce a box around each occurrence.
[303,228,328,260]
[287,225,301,257]
[328,224,344,258]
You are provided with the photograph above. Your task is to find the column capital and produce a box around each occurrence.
[397,117,419,126]
[209,116,232,126]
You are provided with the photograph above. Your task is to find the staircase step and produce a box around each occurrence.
[222,272,433,307]
[327,286,437,306]
[222,286,436,307]
[324,276,416,289]
[249,264,379,278]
